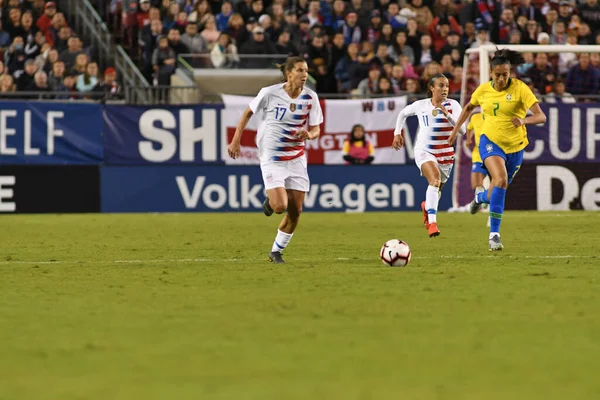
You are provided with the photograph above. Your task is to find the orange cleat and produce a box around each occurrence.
[421,201,429,228]
[428,222,440,238]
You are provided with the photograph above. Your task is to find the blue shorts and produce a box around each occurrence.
[472,162,488,175]
[479,135,523,184]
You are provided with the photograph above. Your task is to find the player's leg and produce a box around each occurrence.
[469,162,489,214]
[482,156,508,251]
[420,160,442,237]
[261,163,288,216]
[268,159,309,263]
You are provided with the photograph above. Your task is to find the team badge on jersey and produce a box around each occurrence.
[290,103,296,112]
[506,94,512,100]
[486,144,493,153]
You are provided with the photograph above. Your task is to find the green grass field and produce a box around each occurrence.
[0,211,598,400]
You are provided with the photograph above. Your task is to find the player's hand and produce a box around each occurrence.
[511,117,525,127]
[294,129,310,140]
[228,141,241,159]
[448,128,459,146]
[392,135,404,150]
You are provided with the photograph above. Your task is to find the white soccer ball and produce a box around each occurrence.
[380,239,412,267]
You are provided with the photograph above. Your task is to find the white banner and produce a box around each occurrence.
[221,94,410,165]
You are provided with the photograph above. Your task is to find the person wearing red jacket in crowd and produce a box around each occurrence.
[36,2,57,34]
[428,16,462,53]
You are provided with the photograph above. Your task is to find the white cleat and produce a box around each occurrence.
[488,235,504,251]
[470,187,485,215]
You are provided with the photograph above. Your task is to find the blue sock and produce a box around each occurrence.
[476,190,490,204]
[489,187,507,234]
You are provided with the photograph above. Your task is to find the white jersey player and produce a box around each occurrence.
[228,57,323,264]
[392,73,465,237]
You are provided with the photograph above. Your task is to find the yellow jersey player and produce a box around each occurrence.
[466,110,486,192]
[449,49,546,251]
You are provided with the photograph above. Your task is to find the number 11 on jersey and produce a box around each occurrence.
[422,115,429,126]
[275,106,287,120]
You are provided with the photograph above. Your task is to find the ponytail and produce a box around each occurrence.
[490,48,525,69]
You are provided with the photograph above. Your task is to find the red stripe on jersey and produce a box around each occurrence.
[429,144,452,149]
[438,159,454,165]
[276,150,305,161]
[279,145,304,152]
[435,127,453,132]
[435,150,455,158]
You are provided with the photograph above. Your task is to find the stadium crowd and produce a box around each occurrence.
[105,0,600,99]
[1,0,599,100]
[0,0,122,100]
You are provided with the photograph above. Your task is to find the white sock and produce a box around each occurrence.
[425,185,439,224]
[489,232,500,239]
[271,229,293,253]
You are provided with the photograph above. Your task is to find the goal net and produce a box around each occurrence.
[452,44,600,210]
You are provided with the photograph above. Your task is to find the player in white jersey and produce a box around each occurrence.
[228,56,324,264]
[392,74,466,237]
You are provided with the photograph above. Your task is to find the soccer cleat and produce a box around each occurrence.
[263,197,274,216]
[470,187,485,215]
[488,235,504,251]
[428,222,440,238]
[268,251,285,264]
[421,201,429,228]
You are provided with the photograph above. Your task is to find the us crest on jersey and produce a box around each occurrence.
[290,103,297,112]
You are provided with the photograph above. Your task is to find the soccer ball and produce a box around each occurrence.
[380,239,412,267]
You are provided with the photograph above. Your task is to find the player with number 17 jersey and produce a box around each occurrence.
[249,84,323,164]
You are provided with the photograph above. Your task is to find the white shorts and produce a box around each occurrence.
[261,157,310,192]
[415,151,454,183]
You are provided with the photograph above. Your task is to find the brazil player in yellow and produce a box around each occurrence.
[467,110,486,191]
[449,49,547,251]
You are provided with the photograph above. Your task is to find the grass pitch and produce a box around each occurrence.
[0,211,599,400]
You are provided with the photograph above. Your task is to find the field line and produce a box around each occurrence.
[0,254,596,265]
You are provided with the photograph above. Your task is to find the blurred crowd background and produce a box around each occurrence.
[1,0,599,100]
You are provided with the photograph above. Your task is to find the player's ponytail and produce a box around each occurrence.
[276,56,307,83]
[490,48,525,69]
[426,73,447,98]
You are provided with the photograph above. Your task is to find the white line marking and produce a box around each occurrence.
[0,255,596,266]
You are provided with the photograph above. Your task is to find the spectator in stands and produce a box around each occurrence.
[93,67,123,100]
[342,12,362,44]
[526,53,556,94]
[375,76,393,96]
[52,26,71,53]
[371,42,394,67]
[71,53,88,75]
[29,70,52,98]
[5,8,24,40]
[224,13,246,46]
[461,21,476,49]
[342,124,374,165]
[545,79,576,103]
[348,50,371,89]
[187,0,210,24]
[48,60,65,90]
[566,53,600,96]
[167,28,188,55]
[0,74,16,96]
[181,23,207,53]
[366,10,382,44]
[577,23,595,44]
[152,35,176,85]
[357,65,380,97]
[76,61,99,92]
[239,26,275,68]
[55,74,78,99]
[438,30,461,60]
[41,48,60,73]
[5,36,26,76]
[173,11,189,34]
[60,35,85,71]
[275,30,297,56]
[349,0,370,28]
[162,2,180,31]
[416,34,436,66]
[557,1,573,24]
[137,0,152,28]
[210,32,240,68]
[551,20,567,44]
[215,2,233,32]
[388,31,415,64]
[408,0,433,32]
[200,16,221,50]
[0,21,11,50]
[46,12,68,47]
[580,0,600,34]
[390,64,405,93]
[37,1,57,34]
[516,0,543,23]
[16,58,38,91]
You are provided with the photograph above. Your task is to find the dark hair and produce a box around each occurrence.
[350,124,366,142]
[276,56,306,82]
[426,73,447,97]
[490,48,525,69]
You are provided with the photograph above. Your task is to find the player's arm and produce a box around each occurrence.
[393,103,417,150]
[296,94,324,140]
[296,124,320,140]
[512,102,547,127]
[512,85,547,127]
[448,102,476,145]
[228,107,253,159]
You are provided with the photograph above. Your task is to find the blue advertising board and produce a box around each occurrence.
[100,165,452,213]
[102,105,224,165]
[0,103,103,164]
